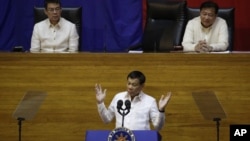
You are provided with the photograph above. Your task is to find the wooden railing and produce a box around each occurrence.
[0,52,250,141]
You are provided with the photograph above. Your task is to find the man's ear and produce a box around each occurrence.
[141,83,145,88]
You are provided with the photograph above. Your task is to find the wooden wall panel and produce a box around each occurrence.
[0,53,250,141]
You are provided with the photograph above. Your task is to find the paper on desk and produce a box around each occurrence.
[128,50,143,53]
[184,51,231,54]
[209,51,230,54]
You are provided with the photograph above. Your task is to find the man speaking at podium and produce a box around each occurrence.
[95,71,171,130]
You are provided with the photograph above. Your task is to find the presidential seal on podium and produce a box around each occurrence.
[108,127,135,141]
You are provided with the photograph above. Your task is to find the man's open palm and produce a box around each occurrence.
[95,84,106,104]
[158,92,172,111]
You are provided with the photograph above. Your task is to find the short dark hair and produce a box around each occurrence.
[200,1,219,14]
[44,0,61,9]
[127,71,146,85]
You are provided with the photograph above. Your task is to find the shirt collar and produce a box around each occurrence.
[201,24,212,30]
[200,23,212,35]
[46,18,62,28]
[125,91,144,101]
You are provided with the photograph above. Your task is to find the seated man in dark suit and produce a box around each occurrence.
[30,0,79,53]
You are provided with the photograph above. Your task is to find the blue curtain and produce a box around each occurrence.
[0,0,16,51]
[104,0,143,52]
[0,0,143,52]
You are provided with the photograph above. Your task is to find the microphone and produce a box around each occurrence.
[116,99,131,127]
[125,100,131,112]
[117,100,123,109]
[117,100,123,115]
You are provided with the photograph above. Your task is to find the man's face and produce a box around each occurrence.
[200,8,217,28]
[126,78,144,97]
[45,3,61,24]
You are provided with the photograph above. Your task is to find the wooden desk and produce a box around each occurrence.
[0,53,249,141]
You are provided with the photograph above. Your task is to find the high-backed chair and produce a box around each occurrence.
[33,7,82,50]
[185,7,235,51]
[129,0,186,52]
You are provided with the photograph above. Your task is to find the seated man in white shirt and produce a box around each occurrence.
[182,0,229,53]
[95,70,172,130]
[30,0,79,53]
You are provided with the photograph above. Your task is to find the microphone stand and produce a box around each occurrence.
[118,107,130,127]
[213,117,221,141]
[117,100,131,127]
[121,109,126,127]
[17,117,25,141]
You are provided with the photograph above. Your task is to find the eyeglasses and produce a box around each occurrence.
[47,7,61,13]
[201,12,216,18]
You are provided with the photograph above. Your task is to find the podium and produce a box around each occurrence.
[85,130,161,141]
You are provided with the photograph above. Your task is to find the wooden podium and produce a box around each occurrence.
[85,130,161,141]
